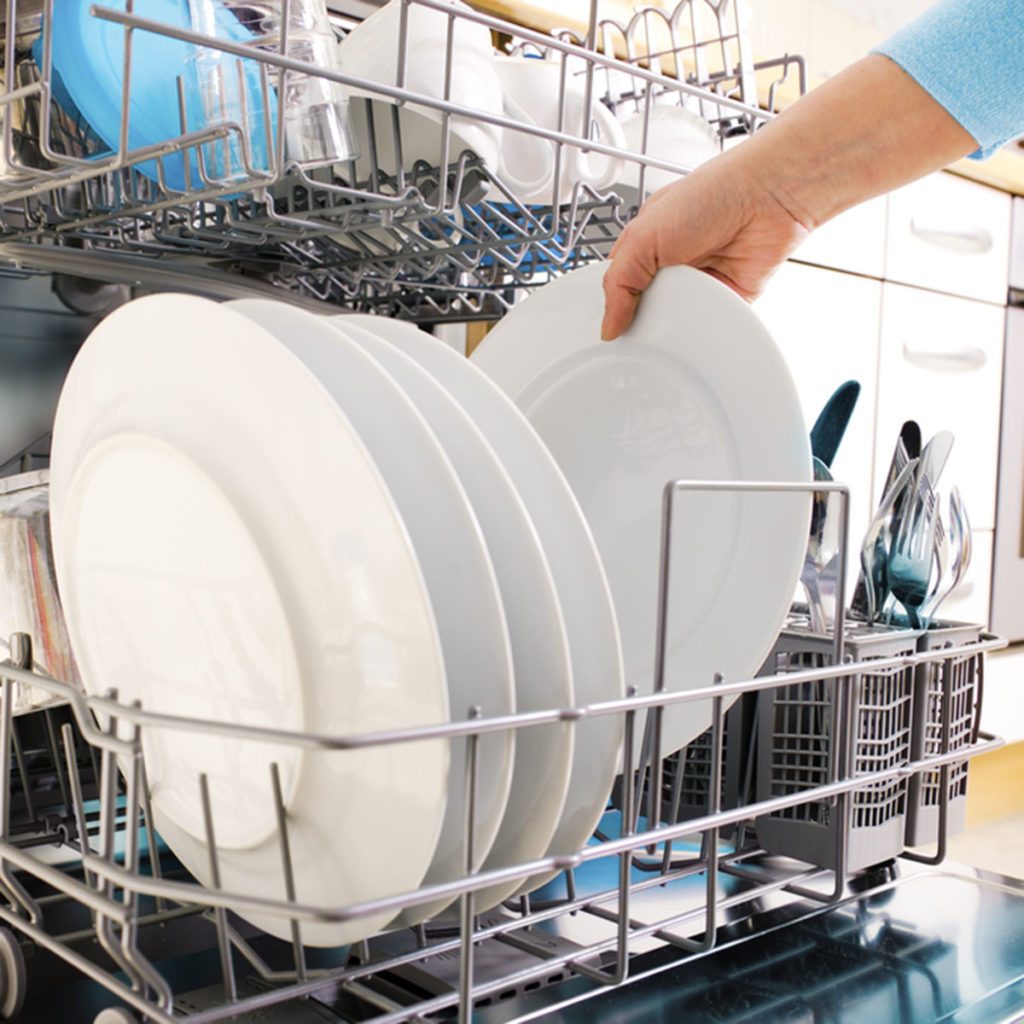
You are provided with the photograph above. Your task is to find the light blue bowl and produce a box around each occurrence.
[39,0,277,191]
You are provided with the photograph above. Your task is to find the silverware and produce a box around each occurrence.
[914,430,954,502]
[858,458,920,623]
[850,420,920,620]
[801,456,840,634]
[923,486,972,622]
[887,473,940,629]
[884,430,955,626]
[809,380,860,469]
[799,382,860,634]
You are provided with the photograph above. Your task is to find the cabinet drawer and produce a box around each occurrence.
[874,284,1004,529]
[755,263,882,594]
[934,529,992,627]
[886,173,1011,304]
[791,195,887,279]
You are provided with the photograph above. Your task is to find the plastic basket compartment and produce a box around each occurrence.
[655,696,755,836]
[755,621,919,872]
[905,621,984,848]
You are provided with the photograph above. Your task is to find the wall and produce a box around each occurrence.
[746,0,933,88]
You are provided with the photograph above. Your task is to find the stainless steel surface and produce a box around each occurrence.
[476,863,1024,1023]
[0,476,1005,1022]
[0,0,803,321]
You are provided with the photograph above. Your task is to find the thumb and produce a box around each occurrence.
[600,224,659,341]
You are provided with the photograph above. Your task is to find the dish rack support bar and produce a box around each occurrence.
[0,475,1005,1023]
[0,0,804,318]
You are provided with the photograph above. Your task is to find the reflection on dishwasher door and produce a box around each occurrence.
[0,271,121,474]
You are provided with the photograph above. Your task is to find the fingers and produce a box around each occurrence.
[601,225,658,340]
[602,180,695,339]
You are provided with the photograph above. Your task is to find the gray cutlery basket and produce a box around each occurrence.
[755,620,920,872]
[905,621,984,848]
[651,697,753,837]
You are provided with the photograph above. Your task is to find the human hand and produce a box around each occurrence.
[600,54,977,341]
[600,155,811,340]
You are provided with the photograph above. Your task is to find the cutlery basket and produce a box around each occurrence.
[755,620,920,872]
[608,698,751,840]
[905,621,985,848]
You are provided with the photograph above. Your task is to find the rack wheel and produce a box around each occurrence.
[93,1009,137,1024]
[0,928,25,1019]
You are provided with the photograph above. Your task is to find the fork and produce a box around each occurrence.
[922,486,971,622]
[858,458,919,623]
[887,474,942,629]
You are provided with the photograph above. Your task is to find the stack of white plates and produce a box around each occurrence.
[48,262,809,948]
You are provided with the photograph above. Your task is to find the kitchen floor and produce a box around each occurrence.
[947,812,1024,879]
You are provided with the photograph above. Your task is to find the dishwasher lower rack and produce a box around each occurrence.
[0,624,1004,1024]
[0,0,804,321]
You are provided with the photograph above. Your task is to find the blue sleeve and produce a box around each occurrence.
[871,0,1024,160]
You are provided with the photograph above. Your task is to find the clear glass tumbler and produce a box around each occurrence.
[193,0,357,170]
[183,0,276,183]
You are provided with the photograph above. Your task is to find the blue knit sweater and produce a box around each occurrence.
[873,0,1024,159]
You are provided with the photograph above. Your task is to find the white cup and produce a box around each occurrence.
[616,105,720,205]
[492,54,627,206]
[337,0,552,202]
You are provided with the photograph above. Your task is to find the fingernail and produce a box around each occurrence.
[600,318,615,341]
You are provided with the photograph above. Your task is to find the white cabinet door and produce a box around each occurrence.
[874,284,1004,529]
[754,263,882,593]
[791,194,887,279]
[886,173,1011,305]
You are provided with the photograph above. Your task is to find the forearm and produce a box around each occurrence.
[722,54,977,230]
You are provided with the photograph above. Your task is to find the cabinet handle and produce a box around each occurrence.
[909,216,994,253]
[902,340,987,371]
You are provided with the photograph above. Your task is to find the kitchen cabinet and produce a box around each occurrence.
[759,172,1012,630]
[754,261,881,592]
[885,174,1012,306]
[789,194,887,279]
[873,283,1005,532]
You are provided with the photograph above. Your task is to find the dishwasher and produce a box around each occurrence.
[0,2,1017,1023]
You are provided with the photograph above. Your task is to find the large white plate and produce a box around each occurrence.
[339,313,624,904]
[230,300,516,910]
[472,263,811,755]
[49,295,450,947]
[329,317,574,923]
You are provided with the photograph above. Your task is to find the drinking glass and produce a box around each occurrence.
[192,0,357,170]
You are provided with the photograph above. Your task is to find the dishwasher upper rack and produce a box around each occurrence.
[0,0,804,322]
[0,478,1005,1024]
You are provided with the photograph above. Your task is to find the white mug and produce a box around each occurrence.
[617,104,720,204]
[337,0,552,201]
[493,54,627,206]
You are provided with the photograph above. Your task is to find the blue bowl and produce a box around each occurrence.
[39,0,277,191]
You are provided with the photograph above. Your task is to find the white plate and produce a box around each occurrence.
[230,300,516,909]
[473,263,811,756]
[49,295,450,947]
[330,317,575,922]
[339,313,624,903]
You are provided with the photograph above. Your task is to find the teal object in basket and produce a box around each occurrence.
[39,0,276,191]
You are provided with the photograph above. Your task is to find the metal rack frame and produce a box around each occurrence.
[0,0,805,318]
[0,477,1004,1023]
